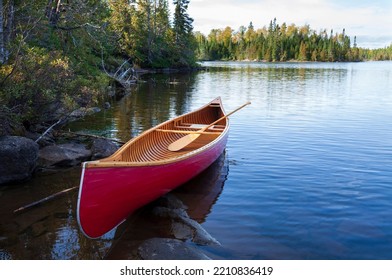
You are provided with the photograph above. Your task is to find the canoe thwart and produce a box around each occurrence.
[156,129,221,135]
[174,123,225,131]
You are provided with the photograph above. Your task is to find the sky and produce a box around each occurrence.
[184,0,392,49]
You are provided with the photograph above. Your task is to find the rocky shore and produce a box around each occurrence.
[0,106,119,186]
[0,135,119,185]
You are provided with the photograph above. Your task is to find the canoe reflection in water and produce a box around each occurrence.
[106,151,229,259]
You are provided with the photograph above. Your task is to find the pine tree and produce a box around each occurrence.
[172,0,195,66]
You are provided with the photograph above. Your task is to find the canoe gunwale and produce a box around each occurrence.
[84,97,228,168]
[84,127,228,168]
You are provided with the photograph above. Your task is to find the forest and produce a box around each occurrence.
[0,0,196,135]
[1,1,391,136]
[195,18,392,62]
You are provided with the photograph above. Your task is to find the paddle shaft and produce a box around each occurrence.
[168,101,251,151]
[201,101,251,132]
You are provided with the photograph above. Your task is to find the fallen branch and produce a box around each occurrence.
[60,130,125,145]
[35,117,65,143]
[14,186,78,214]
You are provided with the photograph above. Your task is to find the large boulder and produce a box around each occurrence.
[38,143,91,168]
[91,138,118,160]
[0,136,39,185]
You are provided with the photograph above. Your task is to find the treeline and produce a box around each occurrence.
[0,0,196,135]
[360,44,392,61]
[110,0,196,68]
[195,18,391,62]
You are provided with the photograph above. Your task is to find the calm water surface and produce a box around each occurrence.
[1,61,392,259]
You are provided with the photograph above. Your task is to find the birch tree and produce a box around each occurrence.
[0,0,4,63]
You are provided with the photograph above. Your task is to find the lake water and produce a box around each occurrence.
[1,61,392,259]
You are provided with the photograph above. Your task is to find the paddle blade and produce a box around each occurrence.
[168,133,201,151]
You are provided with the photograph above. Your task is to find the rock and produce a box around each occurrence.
[91,138,118,160]
[138,238,211,260]
[0,136,39,185]
[86,107,101,115]
[171,222,193,240]
[38,143,91,168]
[153,206,220,246]
[69,108,87,119]
[104,102,111,109]
[157,194,188,210]
[31,220,48,237]
[184,217,221,246]
[69,107,101,120]
[153,206,188,220]
[25,131,55,147]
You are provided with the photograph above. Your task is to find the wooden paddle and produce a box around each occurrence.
[168,101,251,151]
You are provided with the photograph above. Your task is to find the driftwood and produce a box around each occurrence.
[102,58,138,88]
[60,130,125,145]
[14,186,78,214]
[35,117,65,143]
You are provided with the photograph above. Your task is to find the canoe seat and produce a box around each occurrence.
[189,124,208,129]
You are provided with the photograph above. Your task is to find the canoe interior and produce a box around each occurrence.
[92,99,227,166]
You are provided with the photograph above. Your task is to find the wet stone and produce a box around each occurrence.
[31,220,48,237]
[0,136,39,185]
[38,143,91,168]
[152,206,220,246]
[91,138,118,160]
[157,194,188,210]
[171,222,193,240]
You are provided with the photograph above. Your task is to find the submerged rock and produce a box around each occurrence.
[153,205,220,246]
[157,194,188,210]
[138,238,211,260]
[38,143,91,168]
[0,136,39,185]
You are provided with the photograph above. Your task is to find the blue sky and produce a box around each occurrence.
[186,0,392,49]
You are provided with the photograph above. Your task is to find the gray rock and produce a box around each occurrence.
[69,107,101,120]
[25,131,55,147]
[153,206,188,219]
[38,143,91,167]
[86,107,101,115]
[171,222,193,240]
[158,194,188,210]
[184,217,221,246]
[138,238,211,260]
[91,138,118,160]
[0,136,39,184]
[104,102,111,109]
[153,206,220,246]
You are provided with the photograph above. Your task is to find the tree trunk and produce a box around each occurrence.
[0,0,15,64]
[5,0,14,50]
[46,0,62,26]
[0,0,5,64]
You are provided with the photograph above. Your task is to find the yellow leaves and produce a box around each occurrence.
[50,58,70,70]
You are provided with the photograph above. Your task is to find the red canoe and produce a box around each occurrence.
[77,97,234,238]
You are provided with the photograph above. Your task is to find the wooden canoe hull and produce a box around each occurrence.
[77,132,228,239]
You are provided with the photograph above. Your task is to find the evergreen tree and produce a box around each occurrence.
[172,0,196,66]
